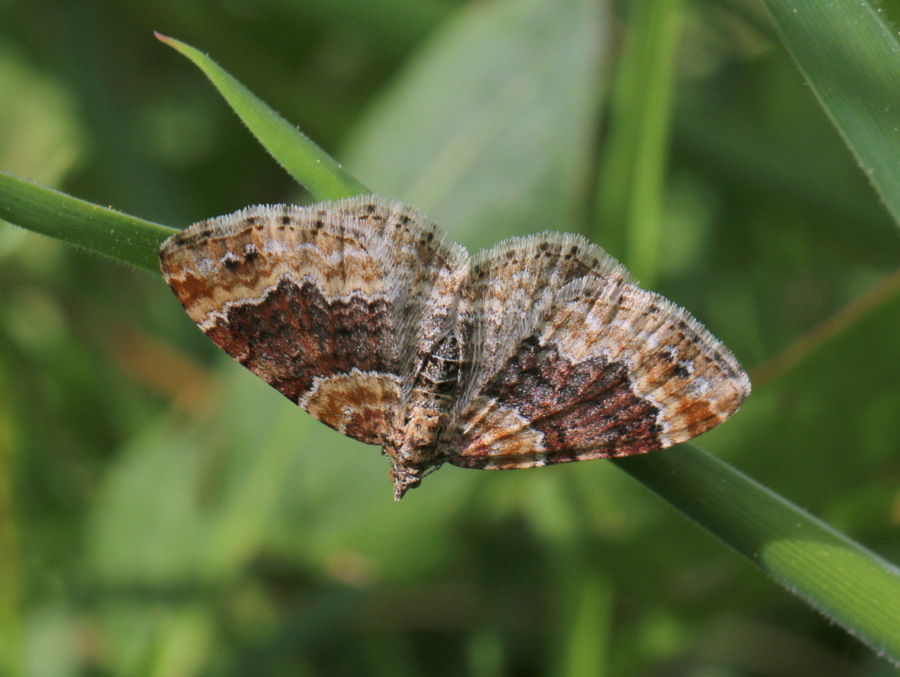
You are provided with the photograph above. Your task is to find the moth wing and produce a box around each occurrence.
[159,195,468,446]
[443,233,749,469]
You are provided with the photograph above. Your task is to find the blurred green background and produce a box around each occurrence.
[2,0,900,675]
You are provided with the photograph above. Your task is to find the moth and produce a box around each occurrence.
[160,196,750,499]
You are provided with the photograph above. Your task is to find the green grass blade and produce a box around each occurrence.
[0,170,174,273]
[155,33,368,202]
[759,0,900,226]
[594,0,684,285]
[614,446,900,665]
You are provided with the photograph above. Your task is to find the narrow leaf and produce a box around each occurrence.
[759,0,900,227]
[155,33,368,202]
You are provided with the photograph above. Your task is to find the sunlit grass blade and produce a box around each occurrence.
[759,0,900,226]
[614,447,900,665]
[154,33,368,202]
[0,170,174,272]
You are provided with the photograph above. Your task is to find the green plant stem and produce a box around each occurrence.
[614,446,900,664]
[0,171,174,272]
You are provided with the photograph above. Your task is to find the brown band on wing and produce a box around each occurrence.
[182,273,400,444]
[200,276,398,399]
[446,336,664,468]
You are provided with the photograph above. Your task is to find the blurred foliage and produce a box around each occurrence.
[1,0,900,675]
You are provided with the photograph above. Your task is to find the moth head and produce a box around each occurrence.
[388,459,429,500]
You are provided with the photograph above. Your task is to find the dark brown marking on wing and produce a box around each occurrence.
[203,277,395,397]
[448,337,664,468]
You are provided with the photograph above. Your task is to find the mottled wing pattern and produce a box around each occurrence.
[323,199,468,450]
[453,233,629,415]
[159,196,467,446]
[161,195,750,499]
[442,234,750,469]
